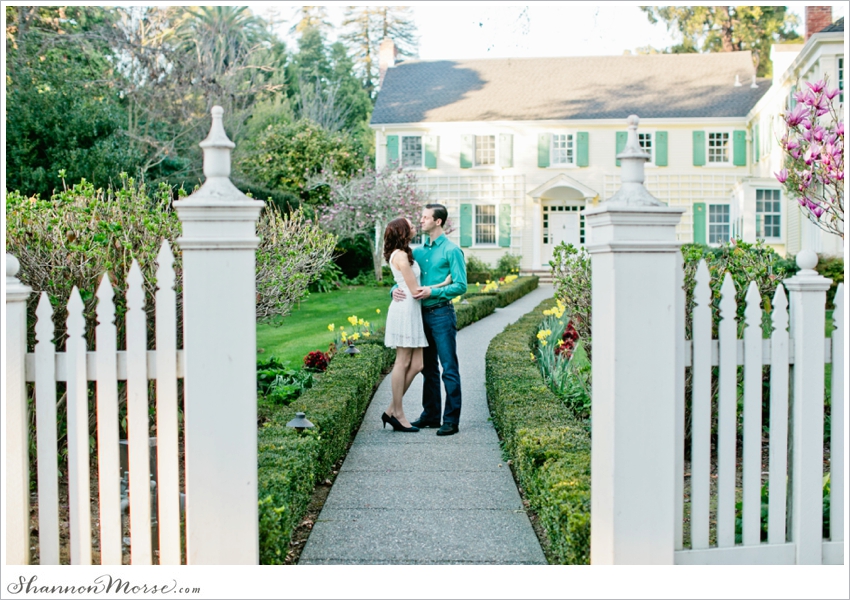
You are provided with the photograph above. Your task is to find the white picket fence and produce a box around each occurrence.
[673,260,844,565]
[5,106,263,565]
[7,245,183,565]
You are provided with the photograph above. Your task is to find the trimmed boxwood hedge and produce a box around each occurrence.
[485,296,591,565]
[257,276,539,564]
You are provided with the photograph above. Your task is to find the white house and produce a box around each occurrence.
[370,8,845,273]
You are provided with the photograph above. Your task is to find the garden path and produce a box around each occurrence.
[299,284,554,564]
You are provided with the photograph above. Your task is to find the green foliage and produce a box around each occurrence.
[550,243,592,341]
[494,253,522,278]
[465,255,492,283]
[239,119,368,205]
[681,241,790,338]
[486,297,591,564]
[256,356,316,424]
[309,260,345,293]
[5,7,139,198]
[640,6,801,76]
[478,275,540,308]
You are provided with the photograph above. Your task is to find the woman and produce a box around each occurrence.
[381,217,430,432]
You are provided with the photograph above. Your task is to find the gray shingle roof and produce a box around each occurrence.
[820,17,844,33]
[372,52,770,124]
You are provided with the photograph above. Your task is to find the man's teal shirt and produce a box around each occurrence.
[411,234,467,306]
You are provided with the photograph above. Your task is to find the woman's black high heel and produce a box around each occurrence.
[388,415,419,432]
[381,413,392,428]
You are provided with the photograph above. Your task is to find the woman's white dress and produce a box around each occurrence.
[384,250,429,349]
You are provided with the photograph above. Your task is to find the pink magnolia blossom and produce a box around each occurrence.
[806,79,825,94]
[775,168,789,183]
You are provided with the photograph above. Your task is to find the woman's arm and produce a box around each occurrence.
[392,252,422,295]
[431,274,452,289]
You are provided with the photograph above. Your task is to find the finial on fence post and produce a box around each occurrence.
[200,105,236,179]
[606,115,664,207]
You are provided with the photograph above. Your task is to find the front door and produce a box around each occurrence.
[543,207,582,264]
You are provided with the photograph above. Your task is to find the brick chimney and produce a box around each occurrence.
[806,6,832,40]
[378,38,397,88]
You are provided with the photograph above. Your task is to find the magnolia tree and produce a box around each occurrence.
[311,165,431,281]
[776,78,844,239]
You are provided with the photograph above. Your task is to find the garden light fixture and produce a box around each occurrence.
[286,412,315,433]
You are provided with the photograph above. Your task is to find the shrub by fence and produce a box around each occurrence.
[485,297,591,564]
[257,275,539,563]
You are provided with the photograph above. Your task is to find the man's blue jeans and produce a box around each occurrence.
[420,303,461,425]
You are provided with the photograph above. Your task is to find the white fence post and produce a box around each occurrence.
[584,116,685,564]
[784,250,831,565]
[5,254,33,565]
[174,106,264,564]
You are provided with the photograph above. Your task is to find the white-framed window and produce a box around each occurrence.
[756,189,782,239]
[638,132,654,165]
[707,132,731,164]
[474,135,496,167]
[708,204,730,244]
[401,135,423,168]
[475,204,497,244]
[551,133,575,166]
[839,57,844,104]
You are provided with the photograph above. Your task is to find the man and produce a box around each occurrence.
[392,204,467,436]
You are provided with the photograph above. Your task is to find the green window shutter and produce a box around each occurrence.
[460,135,473,169]
[498,204,511,247]
[693,202,707,244]
[499,133,513,168]
[576,132,589,167]
[424,135,439,169]
[386,135,399,165]
[655,131,668,166]
[733,130,747,166]
[538,133,551,167]
[460,203,473,247]
[692,131,706,166]
[615,131,627,167]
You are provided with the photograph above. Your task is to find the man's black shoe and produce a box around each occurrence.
[411,418,441,429]
[436,423,459,436]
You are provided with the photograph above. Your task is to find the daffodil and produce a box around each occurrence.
[376,308,381,314]
[530,353,536,361]
[363,331,371,338]
[350,332,360,341]
[348,315,358,326]
[358,318,364,326]
[541,340,547,346]
[328,323,335,331]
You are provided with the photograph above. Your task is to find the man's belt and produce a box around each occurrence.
[422,300,453,312]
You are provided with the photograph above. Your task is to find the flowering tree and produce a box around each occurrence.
[310,165,431,281]
[776,78,844,239]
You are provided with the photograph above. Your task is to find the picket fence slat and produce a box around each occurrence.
[682,338,831,368]
[66,288,92,565]
[34,293,60,564]
[741,282,763,546]
[690,260,711,549]
[716,273,737,548]
[25,350,185,381]
[829,284,844,543]
[96,276,122,565]
[767,285,789,545]
[126,262,152,564]
[156,242,182,565]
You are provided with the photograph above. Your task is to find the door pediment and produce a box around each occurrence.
[529,174,597,202]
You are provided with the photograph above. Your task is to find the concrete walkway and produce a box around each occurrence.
[299,285,554,565]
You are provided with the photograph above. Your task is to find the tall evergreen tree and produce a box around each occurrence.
[641,6,801,77]
[341,6,419,97]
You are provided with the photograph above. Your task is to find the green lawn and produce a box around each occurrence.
[257,286,392,366]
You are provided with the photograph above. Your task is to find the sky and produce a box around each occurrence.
[252,2,848,61]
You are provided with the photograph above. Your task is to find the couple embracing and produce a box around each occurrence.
[381,204,467,436]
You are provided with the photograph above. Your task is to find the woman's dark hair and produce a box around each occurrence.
[383,217,414,265]
[425,203,448,227]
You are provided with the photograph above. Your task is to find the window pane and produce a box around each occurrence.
[475,135,496,166]
[755,189,781,238]
[708,204,730,243]
[551,133,574,165]
[475,205,496,244]
[708,132,729,163]
[401,136,422,168]
[638,132,652,160]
